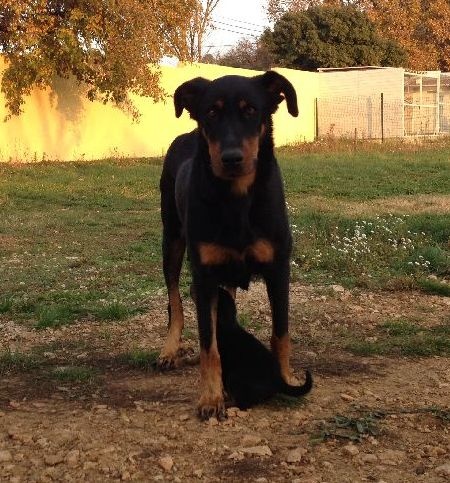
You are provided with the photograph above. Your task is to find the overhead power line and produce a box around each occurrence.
[215,15,269,30]
[213,19,264,34]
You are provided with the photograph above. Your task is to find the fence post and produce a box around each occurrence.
[381,92,384,142]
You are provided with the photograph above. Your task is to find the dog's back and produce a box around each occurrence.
[216,288,312,409]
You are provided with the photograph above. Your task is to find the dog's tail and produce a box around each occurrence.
[278,370,313,397]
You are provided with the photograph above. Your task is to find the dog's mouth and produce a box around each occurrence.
[222,158,256,179]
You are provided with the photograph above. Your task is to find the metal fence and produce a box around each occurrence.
[316,73,450,139]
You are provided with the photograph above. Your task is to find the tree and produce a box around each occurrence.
[263,6,406,71]
[0,0,196,119]
[187,0,220,61]
[267,0,450,71]
[215,38,273,71]
[266,0,359,22]
[364,0,450,71]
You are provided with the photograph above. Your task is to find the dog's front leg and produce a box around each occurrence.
[264,260,293,384]
[194,281,225,420]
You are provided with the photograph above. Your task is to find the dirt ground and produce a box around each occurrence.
[1,283,449,482]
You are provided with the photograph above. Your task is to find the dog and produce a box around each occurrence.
[216,288,313,409]
[159,70,299,420]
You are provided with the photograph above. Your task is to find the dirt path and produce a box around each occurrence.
[1,284,449,482]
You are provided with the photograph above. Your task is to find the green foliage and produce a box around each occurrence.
[0,0,196,119]
[215,38,273,71]
[315,412,384,443]
[263,6,406,70]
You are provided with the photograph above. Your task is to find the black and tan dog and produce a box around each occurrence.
[159,71,299,420]
[216,287,312,410]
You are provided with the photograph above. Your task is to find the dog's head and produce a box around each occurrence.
[174,71,298,188]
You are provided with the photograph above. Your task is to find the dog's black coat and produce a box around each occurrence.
[159,71,301,419]
[216,288,313,409]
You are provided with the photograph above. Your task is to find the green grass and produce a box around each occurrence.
[0,350,40,374]
[279,141,450,200]
[1,144,449,327]
[51,365,97,383]
[417,278,450,296]
[119,349,159,369]
[346,320,450,357]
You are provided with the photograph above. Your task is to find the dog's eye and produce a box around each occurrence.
[207,107,218,118]
[243,105,256,117]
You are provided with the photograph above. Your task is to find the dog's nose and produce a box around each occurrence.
[221,148,243,165]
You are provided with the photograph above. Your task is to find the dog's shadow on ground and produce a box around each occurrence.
[0,349,384,410]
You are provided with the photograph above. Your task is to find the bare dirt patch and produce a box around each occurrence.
[1,283,449,482]
[294,194,450,217]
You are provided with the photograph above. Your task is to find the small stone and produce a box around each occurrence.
[66,449,80,467]
[286,447,307,463]
[208,417,218,426]
[179,414,189,422]
[237,410,249,418]
[340,393,355,402]
[331,284,345,293]
[378,449,406,466]
[255,478,268,483]
[240,435,262,447]
[158,456,174,472]
[226,407,239,417]
[360,453,378,464]
[44,453,64,466]
[228,451,244,460]
[343,444,359,457]
[192,469,203,478]
[435,463,450,477]
[241,445,272,457]
[0,450,12,462]
[121,471,131,480]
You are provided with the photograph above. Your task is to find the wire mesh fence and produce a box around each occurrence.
[316,93,450,139]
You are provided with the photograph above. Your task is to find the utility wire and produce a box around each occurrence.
[213,19,265,33]
[215,15,269,30]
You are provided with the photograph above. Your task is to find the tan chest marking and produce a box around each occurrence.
[198,239,274,266]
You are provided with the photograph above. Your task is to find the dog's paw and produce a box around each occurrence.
[155,354,179,371]
[197,396,226,421]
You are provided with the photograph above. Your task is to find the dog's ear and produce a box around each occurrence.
[174,77,211,119]
[255,71,298,117]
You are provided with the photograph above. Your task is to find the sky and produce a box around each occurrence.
[206,0,271,55]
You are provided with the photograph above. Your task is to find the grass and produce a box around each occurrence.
[0,350,40,374]
[51,365,97,383]
[119,349,159,369]
[417,278,450,296]
[0,143,449,327]
[346,320,450,357]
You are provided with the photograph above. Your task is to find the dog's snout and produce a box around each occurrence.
[221,148,243,165]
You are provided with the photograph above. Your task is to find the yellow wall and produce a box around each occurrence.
[0,61,319,162]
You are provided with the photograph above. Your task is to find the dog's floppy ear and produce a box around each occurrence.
[174,77,211,119]
[255,71,298,117]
